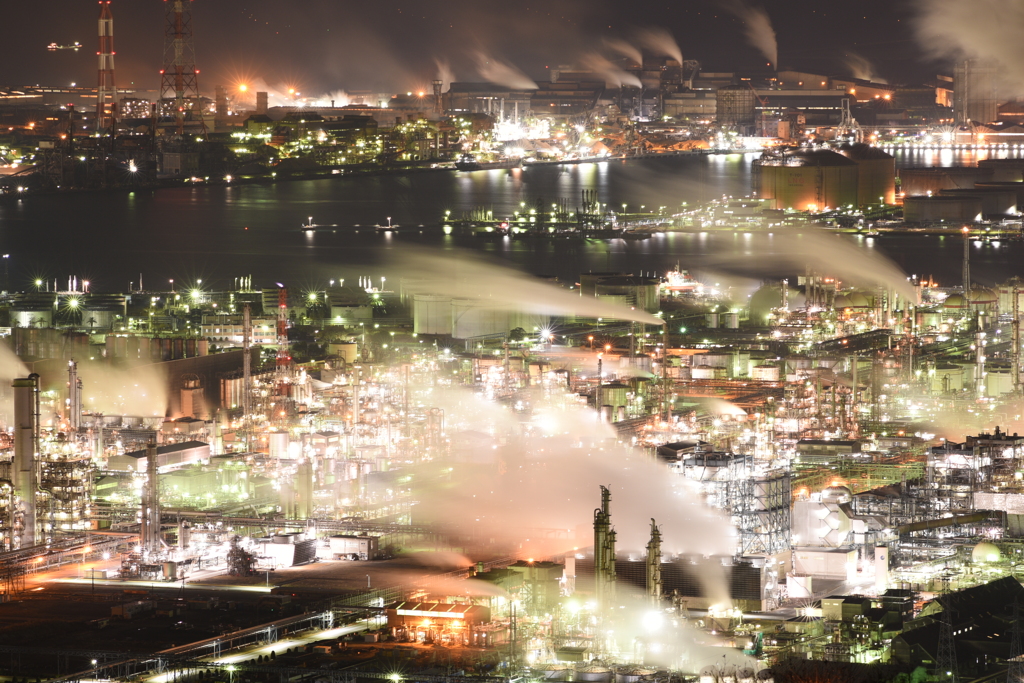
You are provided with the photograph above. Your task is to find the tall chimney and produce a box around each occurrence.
[12,375,39,548]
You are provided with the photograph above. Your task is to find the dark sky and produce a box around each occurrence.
[0,0,938,95]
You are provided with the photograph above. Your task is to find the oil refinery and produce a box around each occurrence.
[0,244,1016,683]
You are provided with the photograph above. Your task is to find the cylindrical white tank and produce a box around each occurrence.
[269,431,290,458]
[413,294,453,335]
[751,365,780,381]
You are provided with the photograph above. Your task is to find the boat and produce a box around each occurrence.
[374,217,399,232]
[455,154,522,171]
[296,217,338,233]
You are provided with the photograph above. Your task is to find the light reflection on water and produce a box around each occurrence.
[0,153,1019,289]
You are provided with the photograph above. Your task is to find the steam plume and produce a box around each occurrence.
[580,53,643,89]
[913,0,1024,92]
[394,248,665,325]
[80,360,169,417]
[722,0,778,67]
[633,27,683,64]
[435,58,455,90]
[696,229,918,302]
[474,52,538,90]
[845,53,888,84]
[603,37,643,65]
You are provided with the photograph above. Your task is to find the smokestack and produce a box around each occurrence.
[140,442,161,553]
[593,485,616,613]
[646,518,663,603]
[96,1,116,132]
[67,359,82,432]
[432,79,443,114]
[12,375,39,548]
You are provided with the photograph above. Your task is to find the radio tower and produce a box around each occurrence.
[96,1,116,133]
[160,0,202,135]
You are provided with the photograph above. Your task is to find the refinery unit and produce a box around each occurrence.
[0,242,1019,683]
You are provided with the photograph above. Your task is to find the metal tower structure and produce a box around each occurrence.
[645,518,662,604]
[67,360,82,432]
[1008,600,1023,683]
[962,227,972,295]
[12,376,39,549]
[160,0,202,135]
[276,287,291,397]
[593,485,616,613]
[140,442,161,555]
[242,303,252,431]
[96,1,116,133]
[937,605,959,683]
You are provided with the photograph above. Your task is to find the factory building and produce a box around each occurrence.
[954,58,1000,124]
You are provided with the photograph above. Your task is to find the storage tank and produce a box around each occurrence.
[758,149,859,211]
[451,299,510,339]
[903,195,983,223]
[692,366,727,379]
[837,143,896,205]
[751,364,780,381]
[898,167,994,195]
[412,294,453,335]
[939,188,1018,215]
[575,666,612,683]
[977,158,1024,182]
[269,431,290,458]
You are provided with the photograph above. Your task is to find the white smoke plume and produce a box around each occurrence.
[314,90,351,107]
[435,58,455,91]
[580,53,643,89]
[695,228,918,302]
[722,0,778,68]
[633,27,683,64]
[603,37,643,65]
[913,0,1024,93]
[79,360,169,417]
[845,53,888,84]
[395,248,665,325]
[411,385,737,604]
[474,52,538,90]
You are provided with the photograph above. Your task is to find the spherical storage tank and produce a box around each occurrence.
[972,541,1001,563]
[758,149,859,211]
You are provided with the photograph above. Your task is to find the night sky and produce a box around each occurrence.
[0,0,935,96]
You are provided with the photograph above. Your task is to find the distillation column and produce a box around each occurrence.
[593,485,617,613]
[67,360,82,432]
[140,442,161,554]
[12,376,39,548]
[646,518,663,604]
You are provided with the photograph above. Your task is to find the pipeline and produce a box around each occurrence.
[897,511,991,534]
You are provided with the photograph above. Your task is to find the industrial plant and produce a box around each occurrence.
[5,2,1024,683]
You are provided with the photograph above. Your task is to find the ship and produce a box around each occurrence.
[455,154,522,171]
[47,42,83,51]
[374,217,399,232]
[661,267,701,294]
[296,217,338,233]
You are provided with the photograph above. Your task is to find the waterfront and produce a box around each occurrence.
[2,152,1024,291]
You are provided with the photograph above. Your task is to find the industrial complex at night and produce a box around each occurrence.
[5,2,1024,683]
